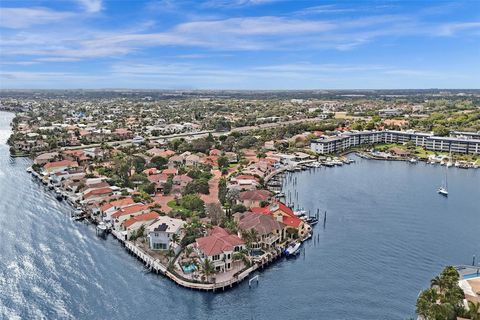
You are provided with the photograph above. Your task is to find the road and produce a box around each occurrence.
[63,117,325,151]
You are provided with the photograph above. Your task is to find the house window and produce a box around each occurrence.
[212,254,220,261]
[227,263,231,269]
[153,243,167,250]
[154,233,158,237]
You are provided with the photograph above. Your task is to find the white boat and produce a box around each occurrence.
[409,158,417,164]
[446,161,453,168]
[437,168,448,197]
[26,167,33,173]
[285,242,301,256]
[96,222,108,235]
[294,210,307,217]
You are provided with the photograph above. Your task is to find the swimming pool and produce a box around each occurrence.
[250,249,265,257]
[463,272,480,280]
[181,264,197,273]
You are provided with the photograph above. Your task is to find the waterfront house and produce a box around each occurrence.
[238,190,272,208]
[234,211,286,248]
[194,226,245,273]
[100,197,136,222]
[388,147,410,157]
[34,152,59,165]
[147,216,185,254]
[121,211,159,239]
[82,187,115,203]
[44,160,79,174]
[251,202,309,238]
[111,203,151,232]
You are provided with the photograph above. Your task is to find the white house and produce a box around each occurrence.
[147,216,185,254]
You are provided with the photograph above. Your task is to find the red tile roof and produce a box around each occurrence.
[122,211,159,228]
[111,203,149,219]
[209,149,222,156]
[44,160,78,169]
[83,187,113,199]
[251,202,302,228]
[162,168,178,175]
[239,189,272,201]
[100,197,135,212]
[147,173,168,184]
[196,227,244,256]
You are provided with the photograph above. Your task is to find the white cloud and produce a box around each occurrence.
[0,7,73,29]
[202,0,281,8]
[435,22,480,36]
[76,0,103,13]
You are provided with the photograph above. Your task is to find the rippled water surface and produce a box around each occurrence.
[0,111,479,319]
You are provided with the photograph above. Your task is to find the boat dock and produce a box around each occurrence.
[111,229,282,292]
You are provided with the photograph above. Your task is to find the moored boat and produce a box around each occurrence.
[285,242,301,257]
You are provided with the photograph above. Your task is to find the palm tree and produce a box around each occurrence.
[416,288,439,319]
[184,246,193,257]
[202,258,215,283]
[468,301,480,320]
[171,233,179,248]
[431,276,446,293]
[166,248,175,266]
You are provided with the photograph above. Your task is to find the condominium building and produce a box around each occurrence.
[311,130,480,155]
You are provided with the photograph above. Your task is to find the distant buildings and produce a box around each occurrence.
[311,130,480,155]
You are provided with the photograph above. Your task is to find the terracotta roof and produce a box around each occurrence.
[83,187,113,199]
[196,227,244,256]
[100,197,135,212]
[122,211,159,228]
[239,189,272,201]
[111,203,149,219]
[162,168,178,175]
[251,201,302,228]
[236,211,284,235]
[209,149,222,156]
[147,173,168,183]
[44,160,78,169]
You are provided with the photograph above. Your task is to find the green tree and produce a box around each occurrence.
[150,156,168,170]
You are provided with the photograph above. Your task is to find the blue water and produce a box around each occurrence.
[463,273,480,280]
[1,110,479,320]
[182,264,197,273]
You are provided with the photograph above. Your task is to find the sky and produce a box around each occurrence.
[0,0,479,90]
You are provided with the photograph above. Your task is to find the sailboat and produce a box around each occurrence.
[437,167,448,196]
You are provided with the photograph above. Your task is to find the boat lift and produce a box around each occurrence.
[249,275,259,288]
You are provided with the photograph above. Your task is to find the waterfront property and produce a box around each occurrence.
[147,216,185,254]
[251,202,310,238]
[194,226,245,273]
[234,211,285,248]
[311,130,480,154]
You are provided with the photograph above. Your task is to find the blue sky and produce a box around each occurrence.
[0,0,479,89]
